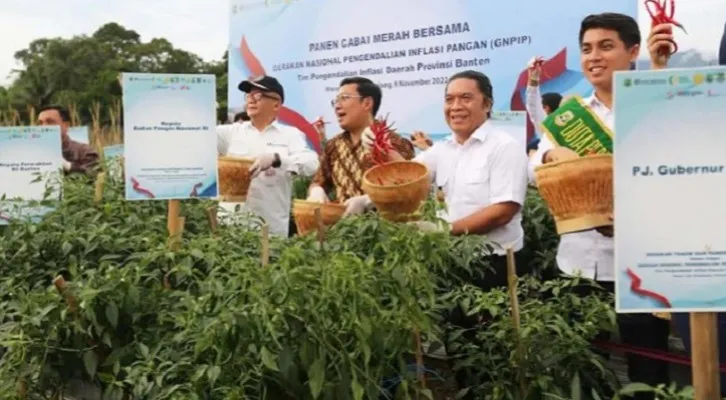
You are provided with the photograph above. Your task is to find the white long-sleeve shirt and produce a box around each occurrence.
[530,94,615,281]
[525,84,547,185]
[525,84,548,129]
[217,121,319,236]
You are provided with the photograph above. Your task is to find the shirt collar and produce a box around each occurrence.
[445,121,491,144]
[243,120,280,132]
[584,92,611,112]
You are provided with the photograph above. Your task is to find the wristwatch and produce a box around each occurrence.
[271,153,281,168]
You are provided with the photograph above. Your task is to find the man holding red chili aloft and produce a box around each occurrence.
[306,77,414,216]
[530,12,679,399]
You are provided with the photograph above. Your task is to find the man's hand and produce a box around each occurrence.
[361,127,377,153]
[408,220,446,233]
[596,213,614,237]
[312,116,326,139]
[527,56,544,83]
[249,153,278,178]
[410,130,432,151]
[306,186,328,203]
[543,147,579,163]
[342,195,372,217]
[648,23,674,70]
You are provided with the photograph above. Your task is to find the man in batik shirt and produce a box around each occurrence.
[307,77,414,216]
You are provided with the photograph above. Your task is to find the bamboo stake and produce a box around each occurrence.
[506,248,526,397]
[26,106,35,126]
[260,224,270,267]
[16,379,27,399]
[94,172,106,205]
[413,328,426,388]
[690,312,720,399]
[207,206,218,234]
[314,208,325,250]
[167,200,183,251]
[53,275,78,314]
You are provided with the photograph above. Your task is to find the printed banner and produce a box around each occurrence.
[614,66,726,313]
[67,126,89,144]
[541,96,613,156]
[228,0,636,151]
[122,73,219,200]
[0,126,63,225]
[103,144,124,181]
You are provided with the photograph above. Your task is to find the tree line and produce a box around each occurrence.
[0,22,229,125]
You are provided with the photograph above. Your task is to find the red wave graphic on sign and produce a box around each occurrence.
[239,36,322,154]
[626,268,672,308]
[130,177,155,199]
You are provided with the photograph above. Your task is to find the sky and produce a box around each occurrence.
[0,0,724,86]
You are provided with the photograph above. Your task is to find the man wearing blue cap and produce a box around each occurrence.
[217,75,319,236]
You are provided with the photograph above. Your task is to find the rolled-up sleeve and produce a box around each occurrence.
[489,139,528,206]
[525,84,547,129]
[283,128,319,176]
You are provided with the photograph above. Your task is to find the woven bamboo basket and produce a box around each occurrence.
[218,156,255,202]
[362,161,431,222]
[292,200,346,235]
[534,154,613,234]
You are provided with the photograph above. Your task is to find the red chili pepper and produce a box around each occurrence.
[130,177,155,199]
[368,116,396,165]
[645,0,687,56]
[626,268,672,308]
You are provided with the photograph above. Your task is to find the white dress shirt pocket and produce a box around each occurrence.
[461,165,490,206]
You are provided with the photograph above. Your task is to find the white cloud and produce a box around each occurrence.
[0,0,229,85]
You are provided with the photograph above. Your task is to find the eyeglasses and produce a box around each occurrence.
[245,91,281,102]
[330,93,362,107]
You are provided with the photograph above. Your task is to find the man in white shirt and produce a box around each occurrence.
[217,75,319,237]
[388,70,528,395]
[531,13,676,399]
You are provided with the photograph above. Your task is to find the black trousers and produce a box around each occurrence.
[570,281,671,400]
[443,251,530,397]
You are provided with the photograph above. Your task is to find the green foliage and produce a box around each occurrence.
[0,162,623,399]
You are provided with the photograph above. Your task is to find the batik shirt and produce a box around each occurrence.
[311,131,415,202]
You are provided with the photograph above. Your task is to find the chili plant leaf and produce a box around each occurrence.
[307,357,325,398]
[260,346,279,371]
[83,350,99,377]
[105,301,118,329]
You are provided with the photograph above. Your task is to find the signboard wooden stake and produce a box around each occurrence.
[690,312,720,400]
[506,248,526,397]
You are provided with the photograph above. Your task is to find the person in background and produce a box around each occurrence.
[37,105,99,176]
[233,111,250,123]
[386,70,529,395]
[525,57,563,129]
[217,75,319,237]
[531,13,675,399]
[523,69,563,184]
[306,77,414,215]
